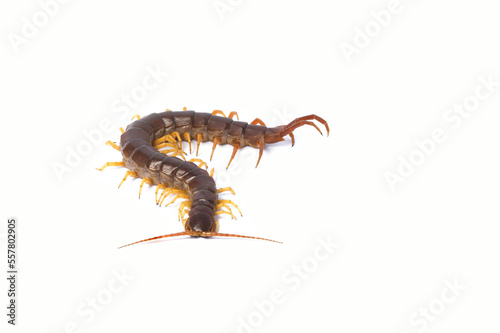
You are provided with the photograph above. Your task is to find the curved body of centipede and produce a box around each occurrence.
[98,109,329,247]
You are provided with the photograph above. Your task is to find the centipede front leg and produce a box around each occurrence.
[97,108,329,247]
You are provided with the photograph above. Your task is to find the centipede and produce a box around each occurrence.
[97,108,329,247]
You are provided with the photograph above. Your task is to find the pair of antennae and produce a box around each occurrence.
[118,231,282,249]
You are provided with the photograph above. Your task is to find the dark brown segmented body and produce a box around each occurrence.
[109,110,329,245]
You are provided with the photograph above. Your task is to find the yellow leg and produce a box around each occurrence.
[164,194,190,207]
[138,178,153,198]
[210,137,221,161]
[157,186,177,205]
[189,158,208,169]
[215,210,236,220]
[157,148,186,161]
[177,200,192,221]
[250,118,266,126]
[183,132,192,153]
[170,131,182,145]
[158,148,176,155]
[212,110,226,117]
[218,199,242,216]
[157,147,184,155]
[158,188,183,206]
[96,161,124,171]
[105,140,120,151]
[159,189,188,206]
[226,142,240,169]
[196,133,203,156]
[179,201,192,220]
[211,220,219,232]
[154,142,179,150]
[217,187,235,195]
[171,149,187,161]
[216,203,237,219]
[120,127,125,133]
[155,184,168,204]
[210,168,215,178]
[183,107,187,111]
[165,108,171,111]
[131,114,141,120]
[228,111,239,120]
[118,171,138,188]
[153,134,180,148]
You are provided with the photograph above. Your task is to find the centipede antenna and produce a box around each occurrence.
[118,232,191,249]
[118,231,282,248]
[202,232,282,244]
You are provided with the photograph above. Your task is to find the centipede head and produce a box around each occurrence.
[186,212,213,232]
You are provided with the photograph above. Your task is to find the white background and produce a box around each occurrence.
[1,0,500,332]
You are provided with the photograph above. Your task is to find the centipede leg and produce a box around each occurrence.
[228,111,239,120]
[255,140,265,168]
[96,161,125,171]
[155,184,168,204]
[170,131,183,147]
[211,220,219,232]
[217,187,236,195]
[196,133,203,156]
[154,135,181,149]
[118,171,138,188]
[155,142,180,150]
[189,158,208,169]
[183,133,192,154]
[158,149,187,161]
[120,127,125,133]
[179,201,191,221]
[216,203,237,219]
[210,137,221,161]
[217,199,242,216]
[226,142,240,169]
[164,194,190,207]
[289,132,295,147]
[173,150,187,161]
[138,178,153,199]
[215,210,236,220]
[250,118,266,126]
[212,110,226,117]
[159,189,188,206]
[131,114,141,120]
[105,141,120,151]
